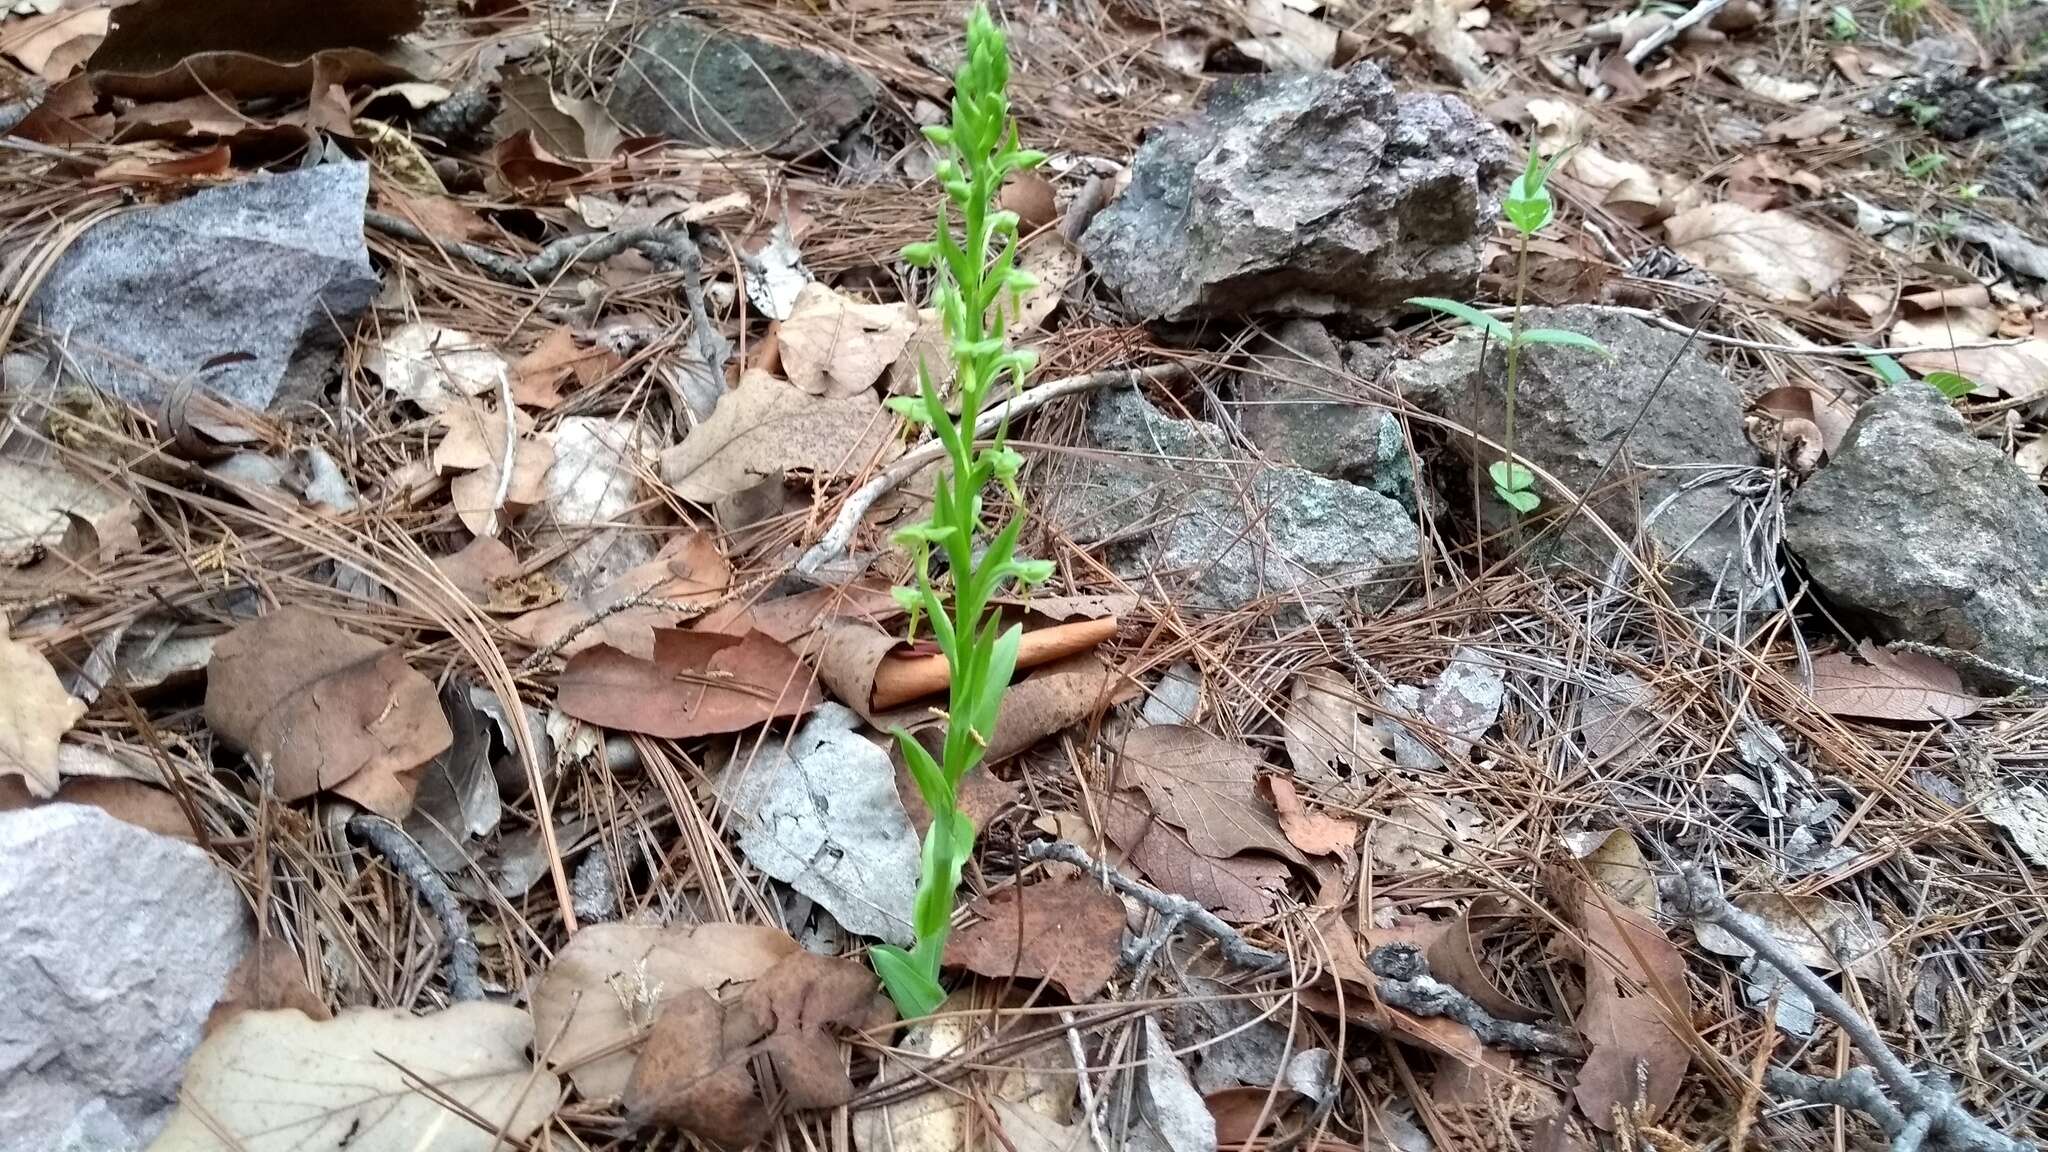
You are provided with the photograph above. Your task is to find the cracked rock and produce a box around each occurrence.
[1785,381,2048,684]
[1230,319,1414,509]
[608,17,878,159]
[1080,62,1510,325]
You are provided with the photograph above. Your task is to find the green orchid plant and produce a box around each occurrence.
[1411,147,1608,515]
[871,5,1053,1018]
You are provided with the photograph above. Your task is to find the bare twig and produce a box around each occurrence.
[1626,0,1731,66]
[346,813,484,1003]
[794,363,1190,578]
[484,359,516,538]
[1663,866,2030,1152]
[513,573,772,673]
[1472,303,2033,358]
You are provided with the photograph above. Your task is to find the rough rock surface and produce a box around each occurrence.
[1229,319,1413,509]
[1080,63,1510,325]
[1051,387,1419,611]
[608,17,877,158]
[1392,306,1757,598]
[1785,382,2048,681]
[29,162,377,411]
[0,804,251,1151]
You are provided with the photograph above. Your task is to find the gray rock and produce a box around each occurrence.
[1231,319,1413,508]
[608,17,877,158]
[28,163,377,411]
[1785,382,2048,682]
[0,805,251,1151]
[1052,387,1418,611]
[1391,306,1758,598]
[1080,63,1510,325]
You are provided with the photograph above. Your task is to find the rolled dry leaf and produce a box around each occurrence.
[869,617,1118,711]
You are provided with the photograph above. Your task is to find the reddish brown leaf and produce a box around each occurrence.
[1205,1086,1305,1145]
[203,607,451,819]
[943,875,1126,1001]
[696,580,902,651]
[1118,725,1307,865]
[493,129,583,190]
[1569,894,1690,1131]
[1102,790,1288,924]
[91,144,235,184]
[1808,641,1983,722]
[624,950,893,1148]
[998,170,1058,234]
[1261,774,1359,857]
[204,933,329,1035]
[558,629,822,739]
[510,328,607,409]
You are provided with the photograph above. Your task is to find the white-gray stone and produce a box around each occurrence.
[0,805,251,1152]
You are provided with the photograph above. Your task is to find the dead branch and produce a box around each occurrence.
[1662,865,2031,1152]
[346,813,484,1003]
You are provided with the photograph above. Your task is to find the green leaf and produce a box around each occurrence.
[972,622,1023,753]
[1923,370,1976,399]
[1495,485,1541,514]
[1488,460,1536,492]
[1011,557,1054,585]
[1407,297,1513,342]
[900,241,938,268]
[886,394,935,424]
[891,585,923,615]
[1503,182,1554,235]
[872,945,945,1019]
[1865,353,1911,386]
[1514,327,1611,357]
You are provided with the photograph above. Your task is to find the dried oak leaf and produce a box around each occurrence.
[203,606,451,819]
[558,628,822,738]
[0,629,87,798]
[508,530,731,659]
[434,400,554,537]
[660,369,903,503]
[533,921,800,1101]
[1118,725,1308,866]
[1103,789,1289,924]
[1261,774,1359,857]
[1808,641,1982,722]
[944,874,1127,1001]
[696,579,902,651]
[625,950,894,1148]
[777,281,919,398]
[1570,894,1689,1132]
[1663,202,1852,304]
[205,933,330,1035]
[1281,669,1390,791]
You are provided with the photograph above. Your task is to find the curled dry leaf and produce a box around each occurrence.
[204,934,330,1036]
[1565,145,1666,226]
[696,578,903,651]
[1891,309,2048,401]
[1389,0,1489,87]
[203,607,451,819]
[149,1003,561,1152]
[0,629,87,798]
[624,950,894,1149]
[1262,774,1359,858]
[660,369,903,503]
[1664,202,1852,303]
[434,400,554,536]
[1808,641,1982,722]
[558,628,822,739]
[1573,827,1661,917]
[1104,789,1289,924]
[494,69,622,160]
[944,874,1127,1000]
[0,456,141,568]
[1119,724,1308,866]
[1754,384,1856,456]
[871,617,1118,711]
[531,921,801,1100]
[509,530,732,659]
[777,281,919,398]
[998,170,1058,233]
[1010,230,1082,333]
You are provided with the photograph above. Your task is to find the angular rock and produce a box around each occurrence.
[1051,387,1418,612]
[1785,382,2048,682]
[1,804,251,1151]
[1080,63,1510,325]
[29,162,377,411]
[1391,306,1757,599]
[1230,319,1413,508]
[608,17,877,158]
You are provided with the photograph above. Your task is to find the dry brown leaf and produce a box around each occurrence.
[1892,309,2048,401]
[1570,894,1689,1131]
[205,934,330,1035]
[777,282,919,398]
[1206,1086,1306,1145]
[380,189,490,244]
[981,652,1131,763]
[1903,284,1991,312]
[1565,145,1666,226]
[0,774,198,839]
[624,950,894,1148]
[558,628,822,738]
[1370,794,1488,872]
[1281,669,1390,790]
[1119,724,1307,865]
[7,6,110,82]
[0,629,87,798]
[1240,0,1338,69]
[884,307,953,396]
[1305,913,1487,1066]
[508,530,731,659]
[1664,202,1852,303]
[1010,230,1082,333]
[203,606,451,819]
[364,322,508,413]
[494,69,621,160]
[1808,641,1982,722]
[999,171,1058,233]
[1576,827,1661,916]
[94,46,413,103]
[1389,0,1489,87]
[491,129,582,189]
[510,327,604,409]
[696,579,902,651]
[872,618,1118,711]
[434,400,554,537]
[1429,902,1544,1023]
[1103,789,1288,923]
[0,456,141,568]
[149,1002,559,1152]
[532,921,800,1100]
[1262,774,1359,857]
[943,875,1127,1000]
[1755,384,1856,455]
[852,991,1083,1152]
[660,369,903,503]
[1762,106,1846,142]
[1692,892,1883,981]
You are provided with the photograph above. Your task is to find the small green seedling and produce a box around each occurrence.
[1828,5,1860,39]
[1865,352,1977,400]
[1410,147,1608,517]
[1903,151,1948,181]
[871,5,1053,1019]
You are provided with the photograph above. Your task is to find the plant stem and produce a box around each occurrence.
[1503,228,1530,517]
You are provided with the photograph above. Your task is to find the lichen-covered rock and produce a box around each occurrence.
[1051,388,1418,612]
[608,17,877,158]
[1080,63,1510,325]
[1391,306,1757,598]
[1230,319,1413,509]
[1786,382,2048,682]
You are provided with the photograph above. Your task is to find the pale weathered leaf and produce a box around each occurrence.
[0,629,86,797]
[1807,642,1982,722]
[659,369,903,503]
[0,456,140,567]
[944,875,1127,1000]
[364,323,510,413]
[149,1003,561,1152]
[1281,669,1388,790]
[1665,203,1853,303]
[1119,725,1307,865]
[778,282,919,398]
[1892,309,2048,401]
[434,400,555,536]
